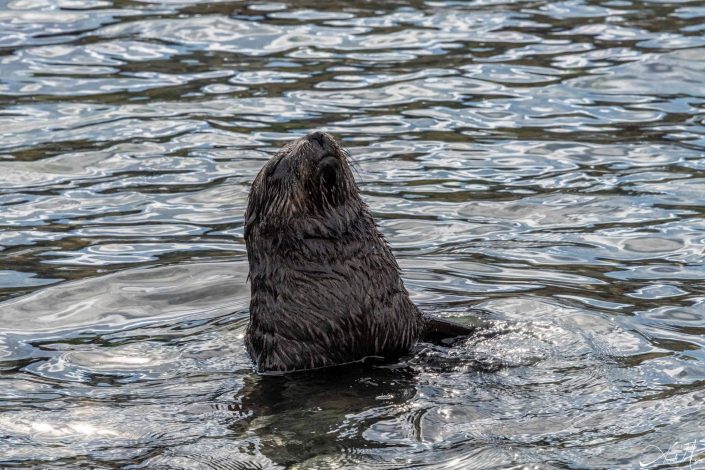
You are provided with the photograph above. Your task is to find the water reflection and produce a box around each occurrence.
[1,0,705,467]
[228,368,419,468]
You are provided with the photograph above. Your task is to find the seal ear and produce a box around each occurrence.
[244,206,257,240]
[268,155,291,183]
[244,178,263,241]
[245,155,293,239]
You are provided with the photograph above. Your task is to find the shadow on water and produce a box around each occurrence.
[230,313,502,468]
[232,365,420,468]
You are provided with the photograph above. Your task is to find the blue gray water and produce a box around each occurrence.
[1,0,704,468]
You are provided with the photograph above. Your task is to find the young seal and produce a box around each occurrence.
[244,131,472,373]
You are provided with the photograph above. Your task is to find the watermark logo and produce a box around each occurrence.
[640,438,705,469]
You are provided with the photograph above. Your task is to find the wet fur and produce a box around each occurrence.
[244,132,468,373]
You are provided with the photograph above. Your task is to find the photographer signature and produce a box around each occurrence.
[640,438,705,468]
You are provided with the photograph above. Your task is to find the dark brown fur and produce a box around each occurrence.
[244,131,469,373]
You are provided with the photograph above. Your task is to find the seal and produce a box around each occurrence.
[244,131,472,373]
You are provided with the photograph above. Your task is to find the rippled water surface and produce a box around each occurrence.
[2,0,705,468]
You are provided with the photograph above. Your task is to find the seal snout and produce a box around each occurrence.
[304,131,342,190]
[305,130,328,146]
[305,130,336,155]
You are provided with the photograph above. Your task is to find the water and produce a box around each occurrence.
[1,0,704,468]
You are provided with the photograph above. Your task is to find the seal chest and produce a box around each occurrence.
[244,131,424,373]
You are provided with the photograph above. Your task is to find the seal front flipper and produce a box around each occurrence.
[422,316,479,345]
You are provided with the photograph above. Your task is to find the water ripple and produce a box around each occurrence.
[1,0,704,468]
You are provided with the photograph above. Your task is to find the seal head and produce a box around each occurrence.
[244,131,424,373]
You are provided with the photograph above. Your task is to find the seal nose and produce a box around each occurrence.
[305,131,328,149]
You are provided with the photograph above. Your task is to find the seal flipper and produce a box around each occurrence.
[422,317,477,345]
